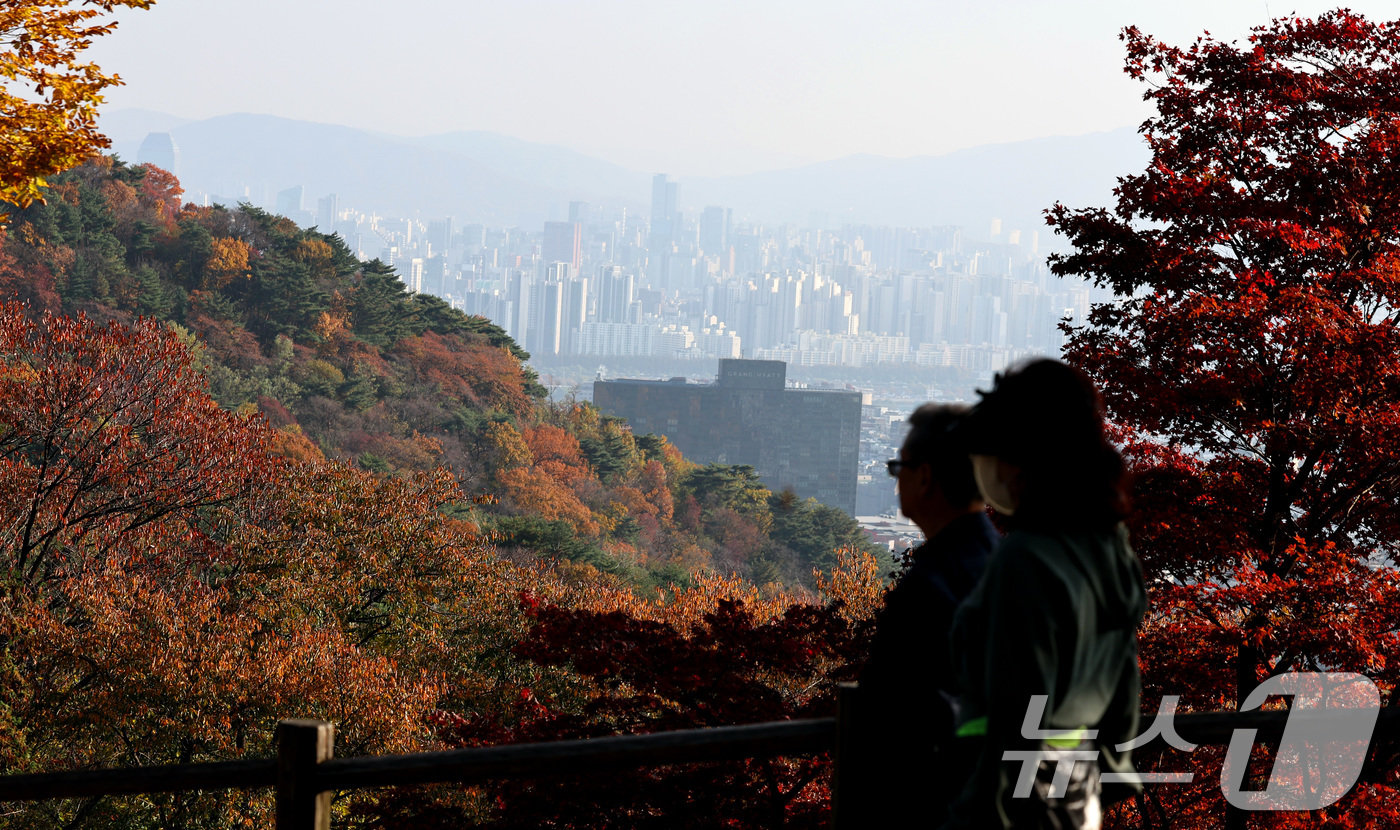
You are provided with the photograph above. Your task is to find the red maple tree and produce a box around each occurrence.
[1048,11,1400,827]
[353,554,887,830]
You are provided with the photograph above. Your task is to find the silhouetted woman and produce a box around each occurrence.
[942,359,1147,830]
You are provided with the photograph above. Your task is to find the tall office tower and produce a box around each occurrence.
[699,206,731,258]
[594,359,862,515]
[425,255,449,297]
[137,132,180,175]
[989,217,1003,239]
[276,185,304,218]
[428,217,454,253]
[649,174,679,286]
[316,194,339,230]
[462,224,486,250]
[546,262,573,283]
[568,201,590,225]
[650,174,677,232]
[542,221,582,272]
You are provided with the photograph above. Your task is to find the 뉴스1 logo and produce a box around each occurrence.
[1003,672,1381,811]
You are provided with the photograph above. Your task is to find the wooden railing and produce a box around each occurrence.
[0,687,1393,829]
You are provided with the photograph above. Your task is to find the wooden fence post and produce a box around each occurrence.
[277,719,334,830]
[831,682,858,830]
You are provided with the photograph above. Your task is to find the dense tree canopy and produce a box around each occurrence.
[0,298,890,829]
[1049,11,1400,827]
[0,303,600,829]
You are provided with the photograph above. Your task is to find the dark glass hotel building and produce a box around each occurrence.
[593,359,861,515]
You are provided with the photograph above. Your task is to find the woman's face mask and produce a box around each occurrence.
[972,454,1019,516]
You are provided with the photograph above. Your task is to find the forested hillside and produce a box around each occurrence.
[0,157,890,829]
[0,157,885,591]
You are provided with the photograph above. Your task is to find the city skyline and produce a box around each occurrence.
[222,159,1085,385]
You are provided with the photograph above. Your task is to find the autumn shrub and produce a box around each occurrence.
[352,550,886,830]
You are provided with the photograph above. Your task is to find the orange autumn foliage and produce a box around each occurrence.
[0,306,582,828]
[0,0,154,212]
[497,466,601,537]
[523,424,592,487]
[0,305,266,583]
[270,423,325,463]
[203,236,251,289]
[393,331,535,418]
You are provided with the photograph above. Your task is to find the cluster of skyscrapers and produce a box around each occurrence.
[201,173,1099,375]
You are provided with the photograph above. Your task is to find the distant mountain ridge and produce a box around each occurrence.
[404,131,653,205]
[681,129,1147,237]
[100,109,1147,235]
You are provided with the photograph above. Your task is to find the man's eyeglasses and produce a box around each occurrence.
[886,459,908,477]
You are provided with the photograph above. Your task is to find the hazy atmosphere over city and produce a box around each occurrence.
[93,0,1400,174]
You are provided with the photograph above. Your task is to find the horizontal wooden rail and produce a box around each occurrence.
[0,708,1392,805]
[0,718,834,804]
[317,718,835,791]
[0,703,1394,830]
[1173,705,1400,746]
[0,758,277,802]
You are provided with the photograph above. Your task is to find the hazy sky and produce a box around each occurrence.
[91,0,1400,176]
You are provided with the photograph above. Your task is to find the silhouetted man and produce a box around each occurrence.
[850,403,997,826]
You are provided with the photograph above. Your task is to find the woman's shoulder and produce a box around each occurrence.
[996,527,1073,560]
[996,525,1132,579]
[1003,523,1127,552]
[984,530,1064,585]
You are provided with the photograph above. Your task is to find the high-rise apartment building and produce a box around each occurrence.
[530,277,565,356]
[593,359,861,515]
[597,266,636,324]
[398,257,424,294]
[542,221,582,272]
